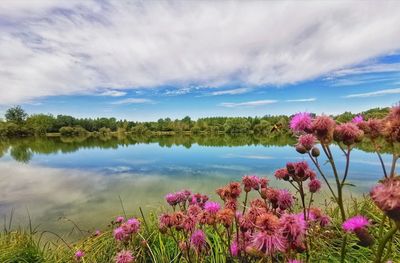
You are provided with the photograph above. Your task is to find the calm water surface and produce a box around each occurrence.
[0,135,397,237]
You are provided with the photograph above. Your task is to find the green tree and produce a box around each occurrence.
[5,106,28,124]
[224,118,251,134]
[26,114,55,135]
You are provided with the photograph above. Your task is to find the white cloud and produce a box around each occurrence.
[330,63,400,77]
[219,100,277,108]
[210,88,252,96]
[99,90,127,97]
[162,87,194,96]
[110,98,154,105]
[344,88,400,98]
[285,98,316,102]
[1,1,400,104]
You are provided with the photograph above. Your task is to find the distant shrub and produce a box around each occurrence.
[59,126,88,137]
[130,124,149,134]
[99,127,111,135]
[0,122,34,137]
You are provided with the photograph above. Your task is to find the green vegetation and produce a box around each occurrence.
[0,106,390,138]
[1,198,399,262]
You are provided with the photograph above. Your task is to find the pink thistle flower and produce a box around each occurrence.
[187,204,202,218]
[274,168,289,180]
[371,178,400,221]
[158,214,172,231]
[122,218,140,235]
[242,175,261,192]
[351,115,363,124]
[265,188,279,208]
[165,193,180,206]
[277,190,294,210]
[114,250,134,263]
[230,240,239,257]
[225,199,238,211]
[216,208,235,227]
[384,106,400,143]
[246,230,286,256]
[334,123,364,145]
[255,213,280,232]
[308,179,321,193]
[204,201,221,214]
[298,134,316,151]
[288,260,303,263]
[319,215,331,227]
[357,118,383,139]
[290,112,313,133]
[75,250,84,261]
[190,193,209,207]
[312,115,336,143]
[94,230,101,236]
[115,216,125,223]
[190,229,207,252]
[280,214,306,245]
[260,177,269,189]
[183,216,196,232]
[113,227,126,241]
[342,215,369,232]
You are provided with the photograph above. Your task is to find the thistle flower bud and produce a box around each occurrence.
[354,228,374,247]
[286,163,295,175]
[308,179,321,193]
[260,188,268,199]
[296,144,307,154]
[311,147,320,157]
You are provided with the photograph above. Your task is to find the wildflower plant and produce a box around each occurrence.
[288,105,400,263]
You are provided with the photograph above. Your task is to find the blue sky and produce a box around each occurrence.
[0,1,400,121]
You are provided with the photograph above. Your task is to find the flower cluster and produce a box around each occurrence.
[356,118,383,140]
[274,162,322,195]
[113,217,141,242]
[383,105,400,143]
[275,161,317,183]
[371,177,400,221]
[165,190,192,207]
[158,174,330,261]
[114,250,135,263]
[334,123,364,146]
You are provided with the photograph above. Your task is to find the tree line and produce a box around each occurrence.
[0,105,390,137]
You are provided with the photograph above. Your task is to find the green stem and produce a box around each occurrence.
[374,142,388,178]
[374,223,399,263]
[340,235,347,263]
[378,215,387,240]
[307,152,337,201]
[322,145,347,262]
[323,145,346,222]
[389,154,398,178]
[242,192,248,214]
[340,147,351,186]
[298,182,310,262]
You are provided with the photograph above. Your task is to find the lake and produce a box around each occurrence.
[0,134,397,239]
